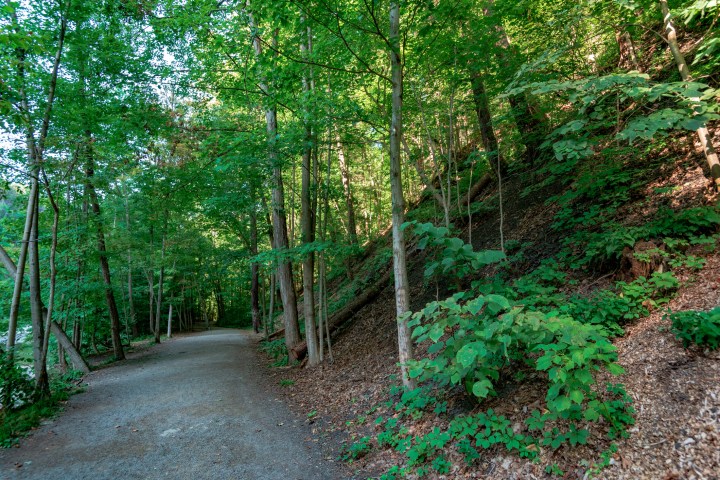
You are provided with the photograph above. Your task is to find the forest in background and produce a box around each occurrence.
[1,0,719,476]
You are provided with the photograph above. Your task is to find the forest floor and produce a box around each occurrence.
[0,328,341,480]
[276,166,720,479]
[279,258,720,480]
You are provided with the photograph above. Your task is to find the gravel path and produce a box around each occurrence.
[0,329,341,480]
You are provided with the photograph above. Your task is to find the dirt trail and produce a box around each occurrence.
[0,329,341,480]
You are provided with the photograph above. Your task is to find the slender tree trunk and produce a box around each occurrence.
[0,244,89,373]
[470,71,502,171]
[124,193,137,338]
[616,30,640,70]
[5,178,37,359]
[413,98,451,227]
[319,133,333,362]
[154,211,168,344]
[248,6,301,350]
[390,1,415,389]
[659,0,720,186]
[301,20,320,365]
[167,303,173,339]
[268,273,276,333]
[250,209,261,334]
[29,189,50,395]
[85,150,125,360]
[6,10,66,375]
[36,171,61,396]
[478,2,542,165]
[72,319,81,351]
[147,270,155,335]
[336,137,358,244]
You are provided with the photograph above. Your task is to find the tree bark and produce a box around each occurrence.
[124,191,137,338]
[85,148,125,360]
[250,209,261,334]
[248,5,301,350]
[289,268,391,361]
[389,1,415,389]
[167,303,173,338]
[616,30,639,70]
[659,0,720,187]
[336,137,358,244]
[0,244,89,372]
[301,20,320,366]
[36,170,61,396]
[5,10,66,365]
[5,178,37,359]
[154,211,168,344]
[470,71,502,171]
[29,190,50,395]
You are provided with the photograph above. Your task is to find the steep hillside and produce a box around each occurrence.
[267,131,720,479]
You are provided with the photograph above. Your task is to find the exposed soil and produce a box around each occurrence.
[0,329,342,480]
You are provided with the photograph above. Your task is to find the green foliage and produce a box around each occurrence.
[0,370,83,448]
[669,307,720,350]
[558,272,680,335]
[340,435,372,461]
[405,221,505,283]
[259,338,289,367]
[0,354,34,411]
[401,289,633,463]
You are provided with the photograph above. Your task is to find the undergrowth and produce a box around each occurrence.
[0,369,84,448]
[259,338,289,367]
[668,307,720,350]
[341,186,718,476]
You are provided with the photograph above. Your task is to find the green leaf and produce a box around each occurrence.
[472,379,493,398]
[456,343,480,368]
[569,389,585,404]
[466,296,486,315]
[486,294,511,314]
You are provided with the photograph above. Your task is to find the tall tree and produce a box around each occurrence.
[247,3,301,351]
[389,1,415,389]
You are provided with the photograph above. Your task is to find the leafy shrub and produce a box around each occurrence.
[0,354,34,411]
[341,435,372,461]
[0,368,83,448]
[405,221,505,283]
[259,338,288,366]
[669,307,720,350]
[403,290,633,453]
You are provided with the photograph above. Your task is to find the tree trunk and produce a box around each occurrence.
[29,191,50,395]
[616,30,639,70]
[37,172,61,396]
[6,10,66,371]
[85,149,125,361]
[154,212,168,344]
[0,244,90,373]
[336,137,358,244]
[289,268,391,361]
[5,177,37,359]
[248,6,301,351]
[125,193,137,338]
[301,20,320,366]
[147,270,155,336]
[167,303,173,339]
[659,0,720,186]
[389,1,415,389]
[481,2,543,166]
[470,71,502,171]
[250,209,261,334]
